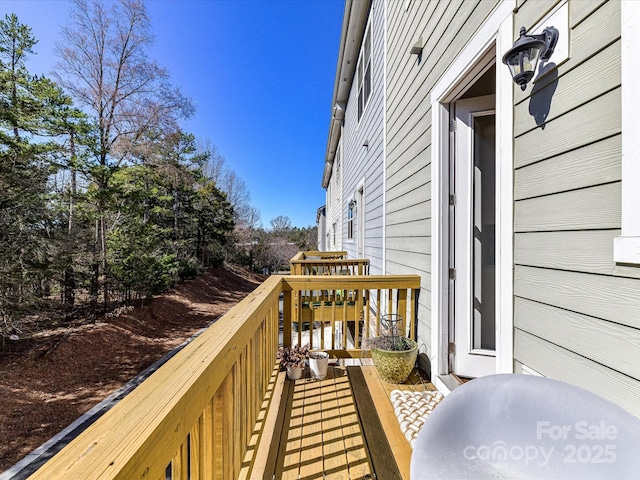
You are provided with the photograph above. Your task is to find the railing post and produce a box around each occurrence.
[283,289,292,348]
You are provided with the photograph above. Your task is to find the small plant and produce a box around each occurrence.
[277,344,310,370]
[363,335,414,352]
[363,313,412,351]
[364,314,418,384]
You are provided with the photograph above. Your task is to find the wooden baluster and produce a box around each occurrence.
[343,291,348,350]
[410,288,417,340]
[190,418,202,480]
[283,290,292,348]
[365,289,370,339]
[331,290,337,350]
[398,288,407,337]
[376,289,381,335]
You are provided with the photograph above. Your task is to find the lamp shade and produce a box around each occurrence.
[502,27,547,90]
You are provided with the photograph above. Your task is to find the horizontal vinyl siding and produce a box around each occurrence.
[513,0,640,416]
[385,0,499,356]
[341,0,385,275]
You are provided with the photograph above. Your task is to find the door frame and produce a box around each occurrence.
[429,1,515,394]
[452,95,496,378]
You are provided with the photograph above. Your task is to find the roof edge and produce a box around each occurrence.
[321,0,370,189]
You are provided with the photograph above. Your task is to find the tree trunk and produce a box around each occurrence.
[63,131,77,307]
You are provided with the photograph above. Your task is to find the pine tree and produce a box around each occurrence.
[0,15,60,342]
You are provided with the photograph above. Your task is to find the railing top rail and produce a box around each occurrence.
[283,274,421,291]
[290,258,370,265]
[291,251,348,261]
[29,275,285,480]
[290,252,306,262]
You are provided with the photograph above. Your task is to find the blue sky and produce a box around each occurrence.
[2,0,344,228]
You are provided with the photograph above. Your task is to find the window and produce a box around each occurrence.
[347,201,355,240]
[357,22,372,121]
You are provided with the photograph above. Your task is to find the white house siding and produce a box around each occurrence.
[512,0,640,416]
[384,0,500,357]
[325,140,343,251]
[340,0,385,275]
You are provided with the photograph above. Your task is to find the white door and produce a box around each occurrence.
[451,95,496,378]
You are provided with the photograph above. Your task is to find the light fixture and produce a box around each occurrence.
[348,199,356,210]
[502,26,558,90]
[410,36,423,56]
[363,139,369,148]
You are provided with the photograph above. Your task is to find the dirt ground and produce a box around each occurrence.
[0,265,266,473]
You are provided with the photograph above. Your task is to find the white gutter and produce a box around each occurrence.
[321,0,370,189]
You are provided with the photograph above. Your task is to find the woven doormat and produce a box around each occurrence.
[390,390,444,448]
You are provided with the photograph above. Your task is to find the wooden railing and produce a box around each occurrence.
[290,251,369,275]
[285,275,420,355]
[27,274,420,480]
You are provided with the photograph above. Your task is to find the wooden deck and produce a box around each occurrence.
[255,360,436,480]
[26,271,425,479]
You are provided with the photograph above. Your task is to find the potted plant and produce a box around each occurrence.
[309,351,330,380]
[364,314,418,384]
[277,344,310,380]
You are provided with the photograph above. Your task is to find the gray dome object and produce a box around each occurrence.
[411,374,640,479]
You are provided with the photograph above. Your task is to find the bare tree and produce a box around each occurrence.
[53,0,194,311]
[199,139,257,228]
[270,215,292,234]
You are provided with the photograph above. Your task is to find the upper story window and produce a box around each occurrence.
[347,200,355,240]
[357,21,372,121]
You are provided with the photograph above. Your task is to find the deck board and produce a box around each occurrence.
[319,367,351,479]
[348,367,402,479]
[274,380,305,479]
[299,378,324,479]
[261,362,436,479]
[337,371,373,479]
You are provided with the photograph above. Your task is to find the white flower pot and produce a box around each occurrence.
[309,352,329,380]
[286,366,303,380]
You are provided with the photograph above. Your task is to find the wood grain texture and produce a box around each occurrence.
[247,370,287,480]
[348,367,403,479]
[320,370,351,480]
[337,372,374,479]
[359,365,413,479]
[27,276,282,480]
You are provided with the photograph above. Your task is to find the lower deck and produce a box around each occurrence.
[252,360,437,479]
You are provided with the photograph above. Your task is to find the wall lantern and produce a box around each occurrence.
[348,199,356,211]
[502,26,558,90]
